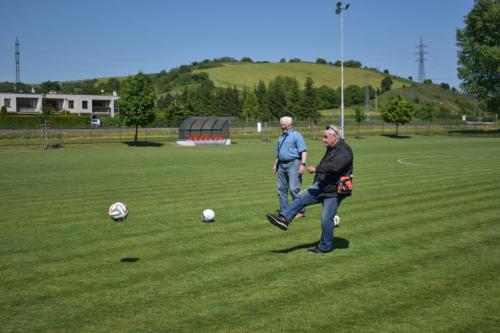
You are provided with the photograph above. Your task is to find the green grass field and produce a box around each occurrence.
[194,62,408,91]
[1,136,499,332]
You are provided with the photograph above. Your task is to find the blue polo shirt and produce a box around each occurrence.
[276,129,307,162]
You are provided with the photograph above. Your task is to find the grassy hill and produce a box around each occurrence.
[193,62,409,91]
[190,62,475,116]
[379,84,474,115]
[48,60,477,117]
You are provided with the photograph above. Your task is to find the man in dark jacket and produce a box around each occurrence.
[266,124,353,253]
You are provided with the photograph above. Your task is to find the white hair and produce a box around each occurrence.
[325,124,341,137]
[280,116,293,125]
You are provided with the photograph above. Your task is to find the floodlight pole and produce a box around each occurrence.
[335,2,349,139]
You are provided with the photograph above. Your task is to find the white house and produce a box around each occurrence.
[0,92,120,117]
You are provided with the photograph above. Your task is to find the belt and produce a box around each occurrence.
[279,159,299,163]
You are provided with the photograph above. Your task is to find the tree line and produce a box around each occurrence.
[154,75,381,126]
[117,72,451,143]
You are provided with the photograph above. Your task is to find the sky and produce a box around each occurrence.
[0,0,474,88]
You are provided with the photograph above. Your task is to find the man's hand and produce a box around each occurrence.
[299,164,305,175]
[307,165,316,174]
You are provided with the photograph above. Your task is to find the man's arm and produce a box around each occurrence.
[298,151,307,175]
[272,158,279,174]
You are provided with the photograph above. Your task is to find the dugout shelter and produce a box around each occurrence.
[176,117,231,146]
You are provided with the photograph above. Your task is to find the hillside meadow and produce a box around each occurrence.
[1,135,499,332]
[49,61,475,117]
[194,62,409,90]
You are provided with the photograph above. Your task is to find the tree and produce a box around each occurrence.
[417,102,440,135]
[0,81,28,92]
[315,58,327,64]
[300,77,320,122]
[157,93,175,109]
[40,81,62,93]
[344,85,364,106]
[225,86,243,117]
[0,82,16,92]
[163,100,191,127]
[440,82,450,90]
[213,86,241,117]
[106,78,121,92]
[266,80,287,119]
[242,89,259,120]
[197,81,216,115]
[40,103,54,149]
[316,85,339,109]
[457,0,500,114]
[0,106,7,123]
[353,105,366,138]
[381,95,414,137]
[41,103,54,121]
[118,72,156,145]
[381,76,393,93]
[287,82,302,119]
[255,80,269,121]
[344,60,362,68]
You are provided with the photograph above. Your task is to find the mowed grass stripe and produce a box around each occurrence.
[345,190,499,244]
[115,224,498,330]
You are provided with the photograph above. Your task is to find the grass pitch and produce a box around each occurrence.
[1,136,499,332]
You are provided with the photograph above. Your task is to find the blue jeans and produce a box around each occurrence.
[276,159,303,213]
[281,182,342,252]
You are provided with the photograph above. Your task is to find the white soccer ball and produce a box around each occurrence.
[201,209,215,222]
[334,215,340,227]
[109,202,128,222]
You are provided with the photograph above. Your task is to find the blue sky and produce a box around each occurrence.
[0,0,474,88]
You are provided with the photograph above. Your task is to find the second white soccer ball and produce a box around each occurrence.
[201,209,215,222]
[334,215,340,227]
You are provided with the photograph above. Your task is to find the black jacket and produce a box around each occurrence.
[313,140,353,196]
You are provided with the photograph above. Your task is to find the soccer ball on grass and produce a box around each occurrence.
[109,202,128,222]
[201,209,215,222]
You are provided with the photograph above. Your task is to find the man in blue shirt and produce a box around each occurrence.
[272,116,308,217]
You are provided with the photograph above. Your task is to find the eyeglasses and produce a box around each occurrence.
[325,125,339,136]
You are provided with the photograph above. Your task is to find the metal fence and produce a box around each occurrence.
[0,121,498,148]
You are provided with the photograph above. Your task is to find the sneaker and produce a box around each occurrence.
[266,213,289,231]
[307,246,332,253]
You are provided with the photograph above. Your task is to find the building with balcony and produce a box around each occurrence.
[0,92,120,117]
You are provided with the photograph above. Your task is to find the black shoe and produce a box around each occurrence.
[307,246,332,253]
[266,213,289,231]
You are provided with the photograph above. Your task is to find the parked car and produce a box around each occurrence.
[90,118,101,127]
